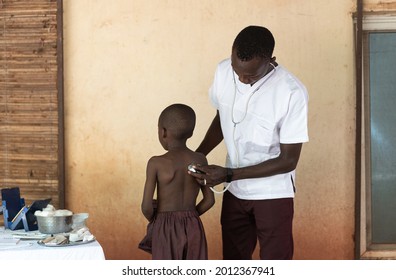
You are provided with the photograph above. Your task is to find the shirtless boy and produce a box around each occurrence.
[141,103,215,260]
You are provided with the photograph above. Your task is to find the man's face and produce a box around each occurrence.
[231,49,272,85]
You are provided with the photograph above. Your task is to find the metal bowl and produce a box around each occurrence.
[35,215,73,234]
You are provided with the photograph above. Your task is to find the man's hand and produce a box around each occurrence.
[188,164,227,187]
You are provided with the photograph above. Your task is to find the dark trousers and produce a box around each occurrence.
[221,191,294,260]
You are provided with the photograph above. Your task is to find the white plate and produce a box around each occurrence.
[11,233,48,240]
[37,237,96,247]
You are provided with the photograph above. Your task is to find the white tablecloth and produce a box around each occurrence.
[0,227,105,260]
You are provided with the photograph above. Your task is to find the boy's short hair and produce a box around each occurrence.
[232,25,275,61]
[159,103,196,139]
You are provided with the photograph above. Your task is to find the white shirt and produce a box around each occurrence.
[209,58,309,200]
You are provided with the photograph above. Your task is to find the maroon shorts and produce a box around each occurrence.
[221,191,294,260]
[151,210,208,260]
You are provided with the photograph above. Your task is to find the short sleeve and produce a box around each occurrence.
[279,87,309,144]
[209,64,221,110]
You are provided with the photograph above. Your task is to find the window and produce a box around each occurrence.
[358,14,396,259]
[0,0,64,214]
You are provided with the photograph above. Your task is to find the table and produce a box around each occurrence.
[0,227,105,260]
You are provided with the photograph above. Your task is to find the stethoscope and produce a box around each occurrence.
[209,63,277,194]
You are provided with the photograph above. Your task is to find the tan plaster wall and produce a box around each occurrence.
[63,0,358,259]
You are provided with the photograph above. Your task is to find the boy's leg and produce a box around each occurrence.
[254,198,294,260]
[221,191,257,260]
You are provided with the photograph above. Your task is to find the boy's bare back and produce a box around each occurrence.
[141,103,214,222]
[150,148,207,212]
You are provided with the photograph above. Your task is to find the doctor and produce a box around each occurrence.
[189,26,309,260]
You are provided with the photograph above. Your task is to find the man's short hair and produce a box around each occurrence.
[232,26,275,61]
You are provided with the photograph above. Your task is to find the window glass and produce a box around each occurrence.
[369,32,396,243]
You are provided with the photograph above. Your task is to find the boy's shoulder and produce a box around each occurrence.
[147,154,168,166]
[148,150,207,167]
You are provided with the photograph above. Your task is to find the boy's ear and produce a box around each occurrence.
[161,127,167,138]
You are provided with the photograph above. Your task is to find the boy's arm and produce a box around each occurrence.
[141,157,158,221]
[196,159,215,215]
[196,184,215,215]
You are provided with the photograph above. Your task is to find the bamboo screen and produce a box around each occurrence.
[0,0,64,215]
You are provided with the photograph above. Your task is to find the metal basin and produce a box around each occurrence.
[35,215,73,234]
